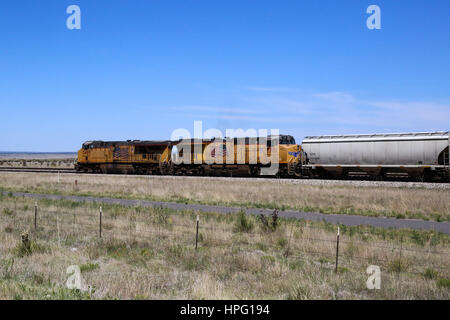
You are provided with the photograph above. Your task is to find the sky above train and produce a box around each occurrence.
[0,0,449,151]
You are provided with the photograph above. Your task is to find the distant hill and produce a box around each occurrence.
[0,152,77,159]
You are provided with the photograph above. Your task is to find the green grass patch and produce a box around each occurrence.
[80,263,99,273]
[233,210,254,233]
[436,278,450,289]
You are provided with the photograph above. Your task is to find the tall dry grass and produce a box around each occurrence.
[0,172,449,221]
[0,195,448,299]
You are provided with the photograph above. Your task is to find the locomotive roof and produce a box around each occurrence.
[83,140,173,147]
[83,134,297,147]
[174,134,296,144]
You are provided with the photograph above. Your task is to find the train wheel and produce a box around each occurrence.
[250,166,260,177]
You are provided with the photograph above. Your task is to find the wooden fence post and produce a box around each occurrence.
[335,226,340,273]
[34,202,37,230]
[399,235,403,261]
[398,235,403,279]
[99,206,102,238]
[195,215,199,250]
[57,214,60,246]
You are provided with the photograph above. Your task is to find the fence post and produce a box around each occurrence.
[398,235,403,279]
[99,206,102,238]
[34,202,37,230]
[399,235,403,261]
[195,215,199,250]
[73,213,76,235]
[335,226,340,273]
[57,214,60,246]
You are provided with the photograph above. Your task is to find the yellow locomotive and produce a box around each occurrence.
[75,140,173,174]
[75,135,306,177]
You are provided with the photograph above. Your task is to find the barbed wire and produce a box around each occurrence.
[1,208,449,277]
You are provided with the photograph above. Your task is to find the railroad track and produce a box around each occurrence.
[0,167,77,173]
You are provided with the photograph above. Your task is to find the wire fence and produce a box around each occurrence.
[1,203,449,279]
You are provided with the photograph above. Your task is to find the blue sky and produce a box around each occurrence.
[0,0,449,151]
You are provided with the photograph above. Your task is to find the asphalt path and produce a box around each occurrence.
[5,191,450,235]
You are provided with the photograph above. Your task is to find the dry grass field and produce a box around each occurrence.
[0,158,75,168]
[0,194,449,300]
[0,172,449,221]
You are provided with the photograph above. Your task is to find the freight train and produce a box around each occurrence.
[75,131,450,181]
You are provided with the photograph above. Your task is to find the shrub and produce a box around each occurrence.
[337,266,350,273]
[2,208,14,216]
[105,241,128,258]
[153,208,173,229]
[288,259,304,271]
[167,243,184,258]
[318,257,331,265]
[436,278,450,289]
[13,240,49,257]
[32,273,45,285]
[287,285,312,300]
[45,287,94,300]
[255,242,267,252]
[259,209,279,232]
[80,263,99,273]
[411,230,426,246]
[388,258,409,273]
[127,248,154,267]
[344,241,359,258]
[234,210,254,233]
[0,258,15,279]
[183,252,209,271]
[277,238,288,248]
[423,268,439,280]
[261,255,275,266]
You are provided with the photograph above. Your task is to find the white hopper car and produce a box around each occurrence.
[301,132,449,181]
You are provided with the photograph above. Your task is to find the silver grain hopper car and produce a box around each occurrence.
[301,132,449,181]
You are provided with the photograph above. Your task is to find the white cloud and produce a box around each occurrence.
[171,105,262,114]
[171,91,450,131]
[196,114,309,123]
[313,91,357,104]
[245,86,296,92]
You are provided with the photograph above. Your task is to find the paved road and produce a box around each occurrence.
[5,191,450,235]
